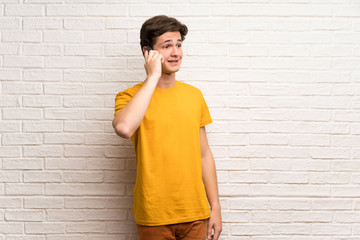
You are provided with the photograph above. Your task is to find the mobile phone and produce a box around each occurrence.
[146,46,152,52]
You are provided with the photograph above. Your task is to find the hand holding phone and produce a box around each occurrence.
[144,45,163,81]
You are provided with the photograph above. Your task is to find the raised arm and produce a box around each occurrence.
[112,50,163,139]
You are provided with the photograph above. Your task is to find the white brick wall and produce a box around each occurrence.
[0,0,359,239]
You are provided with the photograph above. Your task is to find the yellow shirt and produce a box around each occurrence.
[114,80,212,226]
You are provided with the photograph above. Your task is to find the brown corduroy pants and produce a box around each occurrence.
[137,218,208,240]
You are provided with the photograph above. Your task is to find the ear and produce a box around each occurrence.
[143,46,146,55]
[142,46,147,56]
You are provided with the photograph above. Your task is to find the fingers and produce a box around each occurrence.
[213,227,221,240]
[207,221,213,240]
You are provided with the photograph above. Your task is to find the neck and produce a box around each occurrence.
[156,72,176,89]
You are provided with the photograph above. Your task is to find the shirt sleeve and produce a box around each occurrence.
[114,89,133,117]
[200,92,212,127]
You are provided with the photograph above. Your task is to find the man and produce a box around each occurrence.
[112,15,222,240]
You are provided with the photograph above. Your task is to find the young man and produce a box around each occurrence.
[112,15,222,240]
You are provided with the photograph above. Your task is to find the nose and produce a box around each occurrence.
[171,46,181,56]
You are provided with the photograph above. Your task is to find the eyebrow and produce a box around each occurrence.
[161,39,182,44]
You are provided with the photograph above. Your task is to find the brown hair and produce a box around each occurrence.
[140,15,188,54]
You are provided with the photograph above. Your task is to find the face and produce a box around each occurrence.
[152,31,183,74]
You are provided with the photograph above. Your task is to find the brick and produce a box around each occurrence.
[84,31,126,43]
[105,44,140,57]
[45,109,84,120]
[270,199,311,210]
[289,110,331,121]
[23,96,61,107]
[63,96,104,107]
[45,57,84,68]
[268,173,308,184]
[289,185,330,197]
[6,184,44,195]
[2,133,42,145]
[3,56,43,67]
[85,133,126,145]
[23,17,62,29]
[214,4,331,17]
[26,0,62,2]
[0,197,22,208]
[252,211,291,223]
[7,236,45,240]
[64,146,103,157]
[23,172,62,183]
[25,223,65,234]
[219,184,250,197]
[24,197,63,209]
[64,171,103,183]
[0,147,21,158]
[65,197,111,209]
[309,147,350,159]
[0,17,20,30]
[23,146,62,157]
[293,211,332,223]
[3,158,43,170]
[312,199,352,210]
[0,172,20,183]
[44,83,84,95]
[66,222,105,233]
[85,109,113,120]
[187,44,227,57]
[0,95,20,107]
[230,146,268,158]
[44,133,84,144]
[0,223,23,233]
[85,57,126,68]
[64,18,104,30]
[63,121,103,132]
[0,121,20,133]
[312,224,352,235]
[64,70,104,82]
[45,158,86,170]
[129,4,169,17]
[228,172,267,183]
[65,44,104,56]
[334,4,360,17]
[3,108,42,120]
[23,44,62,56]
[289,134,330,146]
[44,31,83,43]
[251,159,290,171]
[0,43,20,55]
[231,224,271,236]
[272,224,311,234]
[87,210,127,221]
[106,18,143,29]
[86,5,127,16]
[46,4,86,16]
[46,210,87,221]
[23,121,63,133]
[5,4,44,16]
[45,184,125,196]
[24,70,62,81]
[0,69,21,80]
[292,160,330,171]
[86,158,125,170]
[332,186,360,197]
[3,31,42,42]
[5,210,44,222]
[3,82,42,94]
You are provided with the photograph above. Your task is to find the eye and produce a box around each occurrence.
[177,44,182,48]
[163,45,169,49]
